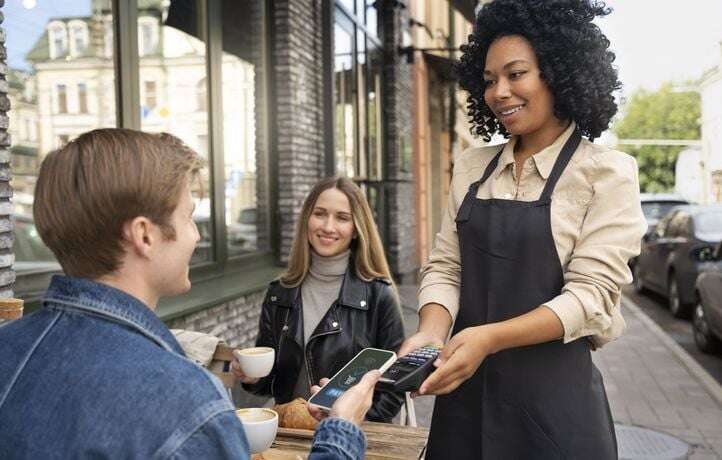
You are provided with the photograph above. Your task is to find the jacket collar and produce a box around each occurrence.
[42,275,185,356]
[269,266,370,311]
[495,121,577,180]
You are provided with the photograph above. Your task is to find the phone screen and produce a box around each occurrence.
[308,348,396,410]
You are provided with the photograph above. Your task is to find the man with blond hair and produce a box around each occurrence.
[0,129,377,459]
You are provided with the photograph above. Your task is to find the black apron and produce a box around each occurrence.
[426,128,617,460]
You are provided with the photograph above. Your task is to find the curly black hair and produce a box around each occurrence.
[457,0,621,141]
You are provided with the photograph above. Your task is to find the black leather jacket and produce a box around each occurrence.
[243,267,405,422]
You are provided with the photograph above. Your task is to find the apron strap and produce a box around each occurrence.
[456,147,504,222]
[539,127,582,202]
[477,148,504,188]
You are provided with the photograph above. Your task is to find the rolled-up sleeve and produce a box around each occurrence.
[417,169,464,321]
[544,153,647,345]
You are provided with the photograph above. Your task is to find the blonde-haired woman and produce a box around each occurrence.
[234,176,405,422]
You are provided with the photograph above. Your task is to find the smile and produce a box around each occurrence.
[318,235,338,244]
[498,104,525,116]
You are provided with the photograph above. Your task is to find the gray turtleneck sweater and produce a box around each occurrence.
[292,249,350,399]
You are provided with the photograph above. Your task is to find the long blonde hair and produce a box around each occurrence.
[281,177,394,290]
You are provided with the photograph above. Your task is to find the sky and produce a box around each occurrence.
[6,1,91,71]
[596,0,722,96]
[5,0,722,94]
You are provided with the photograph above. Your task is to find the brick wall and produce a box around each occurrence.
[0,0,17,315]
[274,0,327,263]
[380,0,418,282]
[166,290,267,349]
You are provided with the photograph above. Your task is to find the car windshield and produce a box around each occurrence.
[642,202,686,221]
[695,211,722,235]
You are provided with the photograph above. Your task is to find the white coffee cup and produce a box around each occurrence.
[234,346,275,378]
[236,408,278,453]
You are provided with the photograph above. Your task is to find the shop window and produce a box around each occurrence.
[6,1,117,279]
[334,16,355,177]
[220,0,265,256]
[139,3,212,264]
[7,0,270,303]
[332,3,384,181]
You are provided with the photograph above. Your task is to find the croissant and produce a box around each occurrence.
[272,398,319,430]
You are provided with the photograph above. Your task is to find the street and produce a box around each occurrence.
[623,285,722,385]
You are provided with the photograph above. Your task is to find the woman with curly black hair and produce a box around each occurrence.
[399,0,646,458]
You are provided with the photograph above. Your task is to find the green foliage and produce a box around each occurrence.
[613,83,701,192]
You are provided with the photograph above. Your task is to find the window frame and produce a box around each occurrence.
[15,0,278,310]
[56,84,68,114]
[77,83,89,114]
[68,20,89,56]
[48,21,67,60]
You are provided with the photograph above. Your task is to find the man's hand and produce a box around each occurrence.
[308,370,381,426]
[419,325,493,396]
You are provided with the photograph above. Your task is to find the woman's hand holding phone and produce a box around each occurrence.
[308,370,382,426]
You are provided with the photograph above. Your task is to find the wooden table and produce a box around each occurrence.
[260,422,429,459]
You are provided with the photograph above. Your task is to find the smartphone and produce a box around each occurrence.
[307,347,397,411]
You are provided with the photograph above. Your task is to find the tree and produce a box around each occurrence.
[613,83,700,193]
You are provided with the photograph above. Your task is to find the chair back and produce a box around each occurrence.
[210,343,236,390]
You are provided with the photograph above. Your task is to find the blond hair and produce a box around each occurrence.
[281,177,395,290]
[33,128,201,279]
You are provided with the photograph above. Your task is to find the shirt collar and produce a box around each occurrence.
[43,275,185,356]
[495,122,577,180]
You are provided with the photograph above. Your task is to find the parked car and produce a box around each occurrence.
[630,194,690,272]
[634,205,722,318]
[639,193,690,235]
[13,214,60,273]
[692,241,722,353]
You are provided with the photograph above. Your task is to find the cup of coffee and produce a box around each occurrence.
[234,347,275,378]
[236,408,278,453]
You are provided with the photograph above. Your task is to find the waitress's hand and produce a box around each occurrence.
[398,330,445,358]
[419,325,494,396]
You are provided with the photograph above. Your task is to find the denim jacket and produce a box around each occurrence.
[0,276,366,459]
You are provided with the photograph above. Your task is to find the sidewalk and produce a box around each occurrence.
[397,284,722,459]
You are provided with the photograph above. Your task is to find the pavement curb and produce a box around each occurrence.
[621,296,722,409]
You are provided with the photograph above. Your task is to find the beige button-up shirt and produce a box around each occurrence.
[418,123,647,347]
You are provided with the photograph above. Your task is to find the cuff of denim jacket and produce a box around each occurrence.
[311,417,366,460]
[417,284,459,322]
[543,293,586,344]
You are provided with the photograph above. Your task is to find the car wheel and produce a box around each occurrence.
[693,303,721,354]
[668,276,691,319]
[633,263,646,294]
